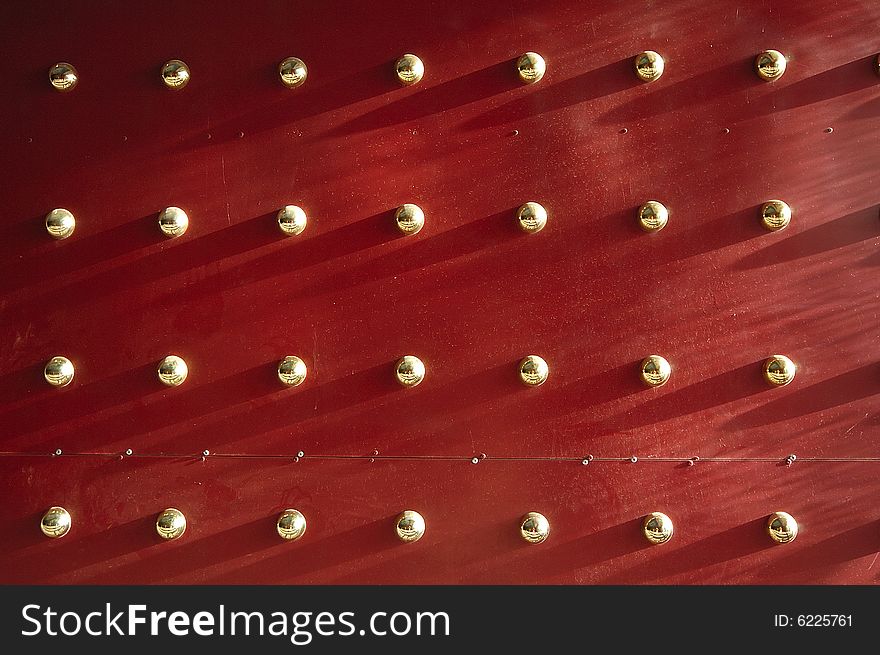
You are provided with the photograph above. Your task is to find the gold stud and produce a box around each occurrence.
[161,59,190,89]
[642,511,673,545]
[277,356,307,387]
[395,355,425,387]
[755,50,786,81]
[395,510,425,543]
[516,52,546,84]
[277,205,307,236]
[45,208,76,239]
[395,54,424,86]
[639,355,671,387]
[638,201,668,232]
[44,356,75,387]
[40,506,71,538]
[767,511,798,544]
[158,206,188,237]
[48,62,78,91]
[156,508,187,540]
[278,57,308,88]
[763,355,796,386]
[519,511,550,544]
[158,355,188,387]
[519,355,549,386]
[394,203,424,235]
[276,509,307,541]
[760,199,791,231]
[633,51,664,82]
[516,202,547,233]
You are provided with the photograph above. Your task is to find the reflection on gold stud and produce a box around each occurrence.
[279,57,308,88]
[395,510,425,543]
[276,509,307,541]
[277,205,307,236]
[520,511,550,544]
[634,51,664,82]
[516,52,546,84]
[638,201,668,232]
[755,50,786,81]
[49,63,78,91]
[161,59,190,89]
[45,208,76,239]
[642,511,673,545]
[519,355,549,386]
[395,203,424,235]
[395,355,425,387]
[640,355,670,387]
[763,355,795,386]
[516,202,547,233]
[40,506,71,538]
[277,356,307,387]
[767,511,798,544]
[158,355,188,387]
[44,356,74,387]
[760,200,791,231]
[156,508,186,540]
[396,54,424,85]
[158,206,188,237]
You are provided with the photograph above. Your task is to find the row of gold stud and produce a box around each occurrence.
[47,51,880,92]
[37,506,800,545]
[41,353,798,389]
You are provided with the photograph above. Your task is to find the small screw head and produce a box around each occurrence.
[471,457,480,464]
[630,456,638,463]
[125,449,133,456]
[54,449,63,456]
[297,450,305,458]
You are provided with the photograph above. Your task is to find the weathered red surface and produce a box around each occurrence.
[1,0,878,584]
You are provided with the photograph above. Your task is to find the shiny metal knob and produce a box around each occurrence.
[516,52,546,84]
[642,511,673,545]
[516,202,547,233]
[279,57,308,88]
[158,355,188,387]
[634,51,664,82]
[394,203,424,235]
[755,50,786,81]
[519,511,550,544]
[638,201,668,232]
[396,54,424,85]
[277,355,307,387]
[277,205,307,236]
[760,199,791,231]
[44,356,75,387]
[40,506,71,538]
[49,62,78,91]
[156,508,187,540]
[639,355,671,387]
[158,206,188,237]
[45,208,76,239]
[161,59,190,89]
[767,511,798,544]
[395,355,425,387]
[276,509,307,541]
[395,510,425,543]
[519,355,549,386]
[763,355,796,386]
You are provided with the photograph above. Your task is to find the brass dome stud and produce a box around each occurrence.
[40,506,71,538]
[639,355,671,387]
[395,355,426,387]
[395,510,425,543]
[395,54,424,85]
[49,62,78,91]
[161,59,190,89]
[276,509,307,541]
[633,51,664,82]
[278,57,308,88]
[277,355,307,387]
[156,508,187,540]
[277,205,308,236]
[767,511,798,544]
[642,511,673,545]
[516,52,546,84]
[516,202,548,233]
[394,203,424,235]
[519,355,549,386]
[763,355,796,386]
[157,355,188,387]
[638,201,668,232]
[45,208,76,239]
[519,511,550,544]
[158,206,188,237]
[44,356,75,387]
[755,50,786,81]
[760,200,791,231]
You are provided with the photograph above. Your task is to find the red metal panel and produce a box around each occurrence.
[1,0,878,584]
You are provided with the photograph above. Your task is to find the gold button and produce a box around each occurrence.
[396,54,424,85]
[49,63,78,91]
[161,59,190,89]
[279,57,308,88]
[158,355,188,387]
[395,510,425,543]
[44,356,75,387]
[519,355,549,386]
[755,50,786,81]
[158,206,189,237]
[40,506,71,538]
[763,355,795,386]
[276,509,307,541]
[767,511,798,544]
[277,356,307,387]
[633,51,664,82]
[516,202,547,233]
[156,508,187,540]
[277,205,307,236]
[45,208,76,239]
[639,355,670,387]
[760,200,791,231]
[516,52,546,84]
[638,201,668,232]
[642,511,673,545]
[395,356,425,387]
[394,203,424,235]
[519,511,550,544]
